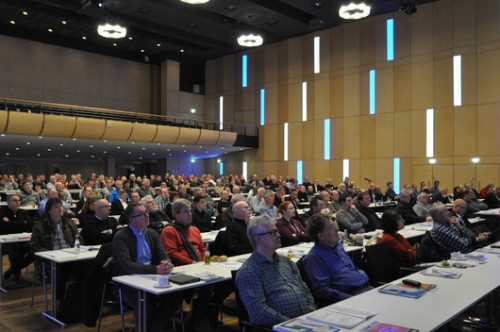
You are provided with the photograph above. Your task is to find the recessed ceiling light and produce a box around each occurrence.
[140,49,145,53]
[48,28,53,33]
[117,146,120,149]
[103,140,107,143]
[169,154,172,156]
[89,145,93,148]
[26,142,30,144]
[47,148,51,151]
[132,142,135,144]
[5,153,9,156]
[37,153,40,156]
[65,154,69,157]
[91,155,94,158]
[22,11,28,15]
[73,138,77,141]
[15,147,19,150]
[167,149,170,151]
[104,151,107,154]
[59,143,63,146]
[152,153,156,156]
[128,152,131,154]
[82,36,87,40]
[142,147,146,150]
[38,136,43,139]
[61,20,67,25]
[0,134,4,137]
[181,0,210,4]
[128,36,133,40]
[10,20,15,25]
[180,49,185,53]
[76,150,80,153]
[113,43,117,46]
[156,43,161,47]
[139,157,143,160]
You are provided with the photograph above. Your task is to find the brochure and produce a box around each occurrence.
[274,318,340,332]
[305,305,378,329]
[362,321,419,332]
[378,282,437,299]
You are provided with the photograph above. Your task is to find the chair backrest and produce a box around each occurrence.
[364,243,400,284]
[231,269,250,330]
[87,242,114,282]
[417,231,449,263]
[210,230,227,256]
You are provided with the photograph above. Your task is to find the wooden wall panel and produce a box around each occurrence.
[359,158,375,186]
[301,120,315,161]
[0,111,8,133]
[331,118,343,159]
[264,44,278,83]
[153,126,180,144]
[476,164,500,190]
[343,73,360,117]
[411,61,434,109]
[101,120,132,141]
[434,107,454,157]
[412,164,433,189]
[73,117,105,140]
[375,113,394,158]
[314,78,330,119]
[477,103,500,155]
[5,112,43,136]
[329,75,343,118]
[453,0,477,48]
[410,110,426,157]
[453,106,476,156]
[410,4,434,56]
[41,115,76,138]
[432,165,454,190]
[433,1,453,52]
[128,123,157,142]
[433,54,453,108]
[375,158,394,186]
[393,111,412,157]
[216,131,237,146]
[462,54,477,106]
[288,122,303,161]
[454,164,475,188]
[313,160,330,184]
[343,117,360,159]
[393,64,411,112]
[359,115,375,159]
[477,49,500,104]
[377,67,394,114]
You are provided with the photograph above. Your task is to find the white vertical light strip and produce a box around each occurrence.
[343,159,349,180]
[453,55,462,106]
[393,158,400,195]
[284,122,289,161]
[426,108,434,157]
[219,96,224,130]
[242,162,248,183]
[314,36,320,74]
[302,82,307,122]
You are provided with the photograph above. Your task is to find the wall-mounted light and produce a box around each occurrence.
[339,2,371,20]
[180,0,210,4]
[428,158,437,164]
[471,157,480,164]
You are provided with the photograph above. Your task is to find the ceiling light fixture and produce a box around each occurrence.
[237,15,263,47]
[180,0,210,4]
[97,23,127,39]
[339,2,371,20]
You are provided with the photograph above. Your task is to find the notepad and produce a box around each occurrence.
[274,318,340,332]
[305,305,378,329]
[378,282,437,299]
[169,273,201,285]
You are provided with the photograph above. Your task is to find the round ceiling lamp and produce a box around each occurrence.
[237,33,263,47]
[180,0,210,4]
[339,2,371,20]
[97,23,127,39]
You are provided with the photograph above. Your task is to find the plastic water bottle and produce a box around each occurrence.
[74,235,80,252]
[204,244,210,265]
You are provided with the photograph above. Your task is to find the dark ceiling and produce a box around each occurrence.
[0,0,438,66]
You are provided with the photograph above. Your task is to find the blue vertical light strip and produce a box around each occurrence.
[219,162,224,176]
[387,19,394,61]
[297,160,303,185]
[393,158,400,194]
[260,88,265,126]
[242,54,248,88]
[369,69,376,115]
[324,119,330,160]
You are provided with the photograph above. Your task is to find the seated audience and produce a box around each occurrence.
[81,199,120,245]
[191,193,212,232]
[18,181,40,206]
[397,188,432,225]
[38,188,72,218]
[380,209,417,267]
[303,213,370,305]
[275,201,310,247]
[216,190,231,214]
[236,215,316,327]
[141,195,169,233]
[300,196,326,227]
[77,196,98,228]
[413,192,432,217]
[463,189,488,217]
[257,189,278,219]
[297,185,309,202]
[356,191,381,231]
[112,202,182,332]
[335,194,369,234]
[452,199,491,246]
[110,189,128,215]
[0,194,34,282]
[225,201,253,256]
[484,184,500,209]
[430,202,473,258]
[30,198,84,302]
[433,188,453,204]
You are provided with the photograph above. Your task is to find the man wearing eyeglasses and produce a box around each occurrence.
[236,215,316,328]
[0,194,34,283]
[113,202,182,332]
[303,213,370,306]
[81,199,121,245]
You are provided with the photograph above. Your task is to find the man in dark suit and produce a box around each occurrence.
[81,199,121,245]
[110,189,128,215]
[312,178,324,193]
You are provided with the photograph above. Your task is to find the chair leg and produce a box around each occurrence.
[118,287,125,332]
[97,283,107,332]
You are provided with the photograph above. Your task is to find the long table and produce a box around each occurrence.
[35,246,101,326]
[0,232,31,292]
[274,243,500,331]
[112,255,247,332]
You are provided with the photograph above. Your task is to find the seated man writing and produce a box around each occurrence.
[303,213,370,306]
[236,215,316,327]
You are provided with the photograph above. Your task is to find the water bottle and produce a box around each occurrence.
[74,235,80,252]
[204,244,210,265]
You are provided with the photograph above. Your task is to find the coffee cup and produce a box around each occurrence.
[158,275,169,287]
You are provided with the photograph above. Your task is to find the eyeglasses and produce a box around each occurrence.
[10,199,21,203]
[257,229,279,237]
[130,212,149,219]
